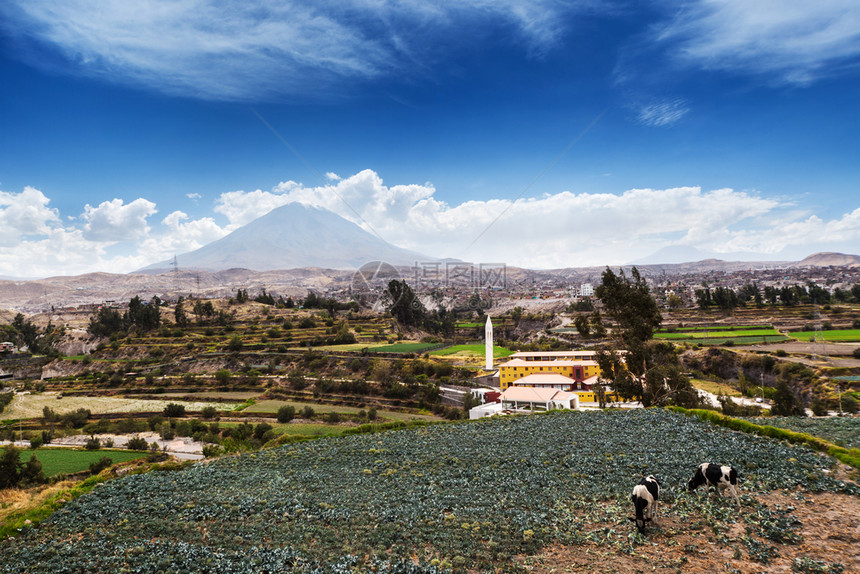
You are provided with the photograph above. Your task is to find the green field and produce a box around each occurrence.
[656,328,782,339]
[364,342,441,353]
[791,329,860,342]
[745,416,860,450]
[3,409,857,572]
[430,344,513,358]
[654,326,790,346]
[18,448,148,477]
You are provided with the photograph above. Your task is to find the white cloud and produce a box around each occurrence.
[186,193,202,201]
[81,198,158,241]
[1,0,591,100]
[213,170,858,268]
[2,176,858,277]
[0,186,61,244]
[658,0,860,84]
[636,98,689,127]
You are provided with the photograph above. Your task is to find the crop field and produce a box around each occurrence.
[2,409,858,573]
[430,344,513,358]
[1,394,235,420]
[791,329,860,342]
[655,326,790,346]
[243,400,439,422]
[365,342,442,354]
[17,448,149,477]
[746,416,860,450]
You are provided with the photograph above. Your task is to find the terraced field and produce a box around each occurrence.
[655,325,790,346]
[791,329,860,342]
[2,409,858,573]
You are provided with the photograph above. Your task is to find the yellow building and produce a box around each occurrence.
[497,350,626,402]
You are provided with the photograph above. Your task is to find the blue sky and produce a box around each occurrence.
[1,0,859,277]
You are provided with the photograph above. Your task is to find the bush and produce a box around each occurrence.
[227,336,243,352]
[277,405,296,423]
[301,406,315,419]
[175,421,192,437]
[215,369,232,386]
[201,406,218,420]
[60,408,91,428]
[326,412,341,424]
[810,396,829,416]
[254,422,274,441]
[775,349,788,357]
[85,436,101,450]
[163,403,186,418]
[29,435,44,450]
[202,445,223,458]
[147,415,164,431]
[853,348,860,360]
[159,423,175,440]
[126,436,149,451]
[89,456,113,475]
[368,407,378,421]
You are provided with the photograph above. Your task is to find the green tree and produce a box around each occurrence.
[174,297,188,328]
[594,267,662,376]
[0,445,21,488]
[573,315,590,338]
[384,280,426,327]
[277,405,296,423]
[771,379,806,416]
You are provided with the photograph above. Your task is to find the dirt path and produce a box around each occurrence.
[518,491,860,573]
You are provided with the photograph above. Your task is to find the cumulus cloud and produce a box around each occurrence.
[658,0,860,84]
[138,211,229,262]
[0,0,590,100]
[81,198,158,242]
[211,169,860,268]
[0,186,61,244]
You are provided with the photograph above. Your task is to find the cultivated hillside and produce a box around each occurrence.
[2,409,857,573]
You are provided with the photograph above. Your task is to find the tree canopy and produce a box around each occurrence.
[594,267,662,375]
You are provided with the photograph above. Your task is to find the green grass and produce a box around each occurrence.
[430,344,513,358]
[665,324,773,332]
[365,342,441,353]
[655,328,782,339]
[20,448,149,477]
[791,329,860,342]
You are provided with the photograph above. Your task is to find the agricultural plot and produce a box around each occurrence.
[364,342,441,354]
[18,448,148,477]
[2,409,858,573]
[430,344,513,358]
[746,416,860,450]
[791,329,860,342]
[244,400,439,422]
[1,394,236,420]
[655,326,789,346]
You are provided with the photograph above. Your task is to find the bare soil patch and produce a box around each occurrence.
[517,491,859,574]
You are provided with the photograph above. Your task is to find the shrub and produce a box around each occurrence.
[85,436,101,450]
[277,405,296,423]
[60,408,91,428]
[215,369,232,386]
[89,457,113,475]
[201,406,218,420]
[853,348,860,360]
[159,423,175,440]
[126,436,149,451]
[29,435,44,450]
[254,422,274,441]
[163,403,186,418]
[227,336,244,352]
[368,407,378,421]
[147,415,164,431]
[175,421,192,437]
[775,349,788,357]
[326,412,341,424]
[301,406,315,419]
[202,445,223,458]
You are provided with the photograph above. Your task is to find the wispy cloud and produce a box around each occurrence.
[635,98,689,127]
[0,0,593,101]
[657,0,860,85]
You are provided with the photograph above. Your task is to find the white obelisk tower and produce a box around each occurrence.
[485,315,493,370]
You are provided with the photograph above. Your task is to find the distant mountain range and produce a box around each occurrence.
[139,202,430,273]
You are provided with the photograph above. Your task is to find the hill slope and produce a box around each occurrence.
[140,202,430,272]
[2,410,857,573]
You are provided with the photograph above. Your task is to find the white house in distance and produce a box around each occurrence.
[469,386,579,419]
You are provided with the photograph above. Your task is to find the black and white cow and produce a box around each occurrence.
[629,475,661,534]
[688,463,740,506]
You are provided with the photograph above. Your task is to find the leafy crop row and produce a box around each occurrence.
[2,409,856,573]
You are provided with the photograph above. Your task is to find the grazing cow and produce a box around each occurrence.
[629,475,661,534]
[688,463,740,505]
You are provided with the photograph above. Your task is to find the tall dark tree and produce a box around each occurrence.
[771,379,806,416]
[594,267,662,375]
[384,280,426,327]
